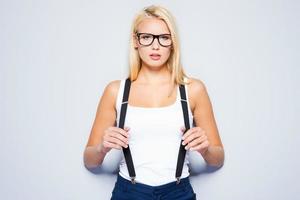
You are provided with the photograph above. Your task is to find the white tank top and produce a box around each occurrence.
[115,78,194,186]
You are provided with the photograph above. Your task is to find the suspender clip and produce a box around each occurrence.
[176,177,181,185]
[130,177,136,184]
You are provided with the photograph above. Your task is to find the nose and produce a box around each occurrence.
[151,37,160,49]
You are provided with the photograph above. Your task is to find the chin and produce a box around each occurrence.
[148,63,166,69]
[145,59,168,68]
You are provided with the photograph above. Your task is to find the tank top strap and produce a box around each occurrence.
[180,77,194,128]
[116,79,126,126]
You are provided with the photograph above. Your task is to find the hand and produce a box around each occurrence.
[100,126,130,153]
[180,126,210,154]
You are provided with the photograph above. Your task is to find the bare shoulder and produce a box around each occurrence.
[103,79,121,108]
[185,77,207,112]
[105,79,121,95]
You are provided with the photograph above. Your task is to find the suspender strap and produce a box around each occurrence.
[175,84,191,184]
[118,79,190,185]
[118,78,136,184]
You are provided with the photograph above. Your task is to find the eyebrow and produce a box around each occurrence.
[137,32,171,35]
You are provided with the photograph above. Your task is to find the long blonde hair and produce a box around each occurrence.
[128,5,190,86]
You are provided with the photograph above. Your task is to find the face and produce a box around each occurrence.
[134,18,172,69]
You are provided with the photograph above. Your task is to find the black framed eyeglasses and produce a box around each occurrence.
[136,32,172,47]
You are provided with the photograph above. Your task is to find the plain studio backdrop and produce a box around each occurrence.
[1,0,299,199]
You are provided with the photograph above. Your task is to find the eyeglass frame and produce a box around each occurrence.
[135,32,172,47]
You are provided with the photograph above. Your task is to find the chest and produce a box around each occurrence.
[128,83,178,108]
[125,104,185,142]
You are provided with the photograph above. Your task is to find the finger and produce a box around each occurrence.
[111,132,129,144]
[182,132,198,146]
[109,127,130,138]
[191,140,210,151]
[107,129,128,140]
[185,137,200,150]
[182,127,205,140]
[184,131,206,146]
[181,127,198,141]
[113,138,128,148]
[103,140,122,150]
[185,135,207,150]
[108,137,128,148]
[113,128,131,144]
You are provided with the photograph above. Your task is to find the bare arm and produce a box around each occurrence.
[188,78,225,167]
[83,80,121,169]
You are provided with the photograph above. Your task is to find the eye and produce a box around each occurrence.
[160,35,171,40]
[141,35,152,40]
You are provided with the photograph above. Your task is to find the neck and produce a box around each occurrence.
[136,63,172,85]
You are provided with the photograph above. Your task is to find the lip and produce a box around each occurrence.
[149,53,161,60]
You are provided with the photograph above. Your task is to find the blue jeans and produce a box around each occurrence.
[110,174,197,200]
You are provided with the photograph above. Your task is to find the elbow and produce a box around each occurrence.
[207,147,225,168]
[84,162,100,170]
[83,155,102,170]
[206,159,224,168]
[208,160,224,168]
[83,148,102,170]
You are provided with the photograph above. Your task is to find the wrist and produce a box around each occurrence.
[96,143,108,155]
[200,145,225,167]
[199,145,210,157]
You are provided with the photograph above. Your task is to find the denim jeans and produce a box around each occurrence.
[110,174,197,200]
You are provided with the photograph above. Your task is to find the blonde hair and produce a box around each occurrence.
[127,5,190,85]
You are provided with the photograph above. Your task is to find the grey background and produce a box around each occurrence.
[1,0,299,199]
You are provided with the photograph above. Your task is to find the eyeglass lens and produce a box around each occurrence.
[138,33,172,47]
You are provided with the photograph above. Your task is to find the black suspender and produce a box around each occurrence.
[176,84,191,184]
[118,78,136,184]
[118,78,191,185]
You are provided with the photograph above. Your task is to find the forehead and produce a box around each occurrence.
[137,18,170,34]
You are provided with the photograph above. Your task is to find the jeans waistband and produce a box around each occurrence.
[115,174,191,195]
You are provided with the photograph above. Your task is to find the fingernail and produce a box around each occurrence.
[185,146,188,150]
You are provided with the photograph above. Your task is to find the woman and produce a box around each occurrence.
[83,5,225,200]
